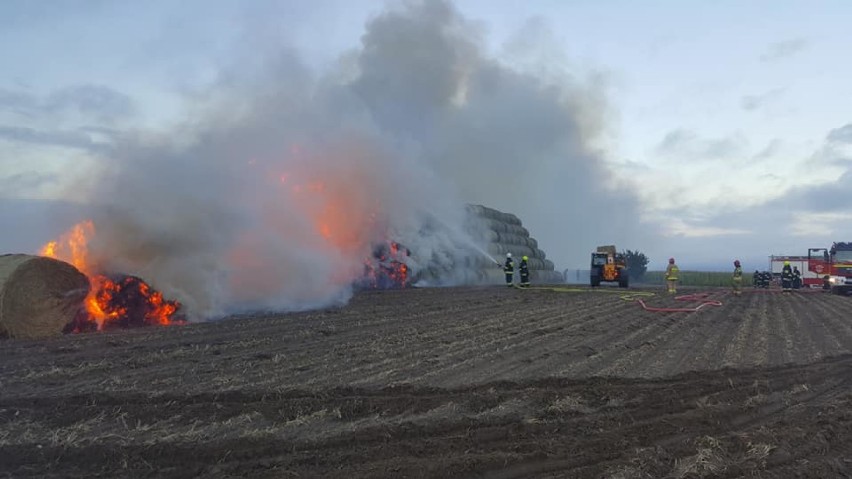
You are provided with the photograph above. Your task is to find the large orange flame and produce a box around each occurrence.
[287,174,379,254]
[40,220,182,331]
[276,166,410,289]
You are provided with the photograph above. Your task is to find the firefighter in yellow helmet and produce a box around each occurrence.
[732,260,743,296]
[780,260,794,293]
[519,255,530,287]
[665,257,679,293]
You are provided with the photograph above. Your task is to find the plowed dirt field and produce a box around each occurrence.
[2,286,851,478]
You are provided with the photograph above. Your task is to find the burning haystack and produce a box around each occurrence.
[0,254,89,339]
[35,221,184,335]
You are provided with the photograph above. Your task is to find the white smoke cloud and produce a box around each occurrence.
[54,0,645,317]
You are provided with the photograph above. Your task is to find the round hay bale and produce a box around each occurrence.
[490,221,509,233]
[504,245,536,258]
[504,213,522,226]
[0,254,90,340]
[482,207,501,221]
[498,233,531,246]
[503,224,529,237]
[495,233,512,245]
[527,258,545,270]
[466,204,485,217]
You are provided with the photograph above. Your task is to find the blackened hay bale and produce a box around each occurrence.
[0,254,90,339]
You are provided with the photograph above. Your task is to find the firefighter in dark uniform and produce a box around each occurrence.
[781,261,794,293]
[503,253,514,287]
[753,270,760,288]
[792,266,802,289]
[519,255,530,288]
[761,271,771,288]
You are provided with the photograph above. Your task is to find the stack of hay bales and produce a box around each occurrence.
[0,254,89,340]
[464,205,563,284]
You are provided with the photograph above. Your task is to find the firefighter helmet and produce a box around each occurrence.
[522,255,528,261]
[669,257,675,264]
[734,260,741,267]
[784,260,790,265]
[506,252,512,258]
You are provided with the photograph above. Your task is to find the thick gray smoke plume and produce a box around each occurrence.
[54,0,643,317]
[351,1,645,265]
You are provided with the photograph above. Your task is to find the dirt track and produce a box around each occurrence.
[2,286,851,478]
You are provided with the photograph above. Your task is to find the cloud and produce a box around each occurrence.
[627,121,852,269]
[0,84,135,121]
[789,211,852,237]
[0,1,110,30]
[655,128,746,161]
[43,85,135,120]
[652,125,852,268]
[0,198,86,254]
[827,123,852,144]
[740,88,784,111]
[780,169,852,213]
[760,38,808,62]
[664,218,751,238]
[0,125,108,152]
[0,88,39,114]
[0,172,60,197]
[753,139,783,160]
[0,85,131,152]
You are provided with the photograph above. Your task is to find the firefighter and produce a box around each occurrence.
[519,255,530,288]
[665,257,679,293]
[753,270,760,288]
[732,260,743,296]
[503,252,514,287]
[781,261,794,293]
[792,266,802,289]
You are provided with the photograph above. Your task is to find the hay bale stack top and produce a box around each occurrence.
[465,205,563,283]
[0,254,90,340]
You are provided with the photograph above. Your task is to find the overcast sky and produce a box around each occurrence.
[1,0,851,271]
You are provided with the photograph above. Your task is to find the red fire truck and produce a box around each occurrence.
[807,242,852,295]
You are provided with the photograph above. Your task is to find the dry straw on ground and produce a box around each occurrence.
[0,254,89,339]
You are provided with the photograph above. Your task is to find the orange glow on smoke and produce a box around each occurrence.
[266,155,412,288]
[285,171,380,255]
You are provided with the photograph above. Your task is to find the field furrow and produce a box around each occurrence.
[2,285,851,478]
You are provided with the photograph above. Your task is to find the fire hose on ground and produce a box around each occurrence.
[634,292,723,312]
[522,286,723,313]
